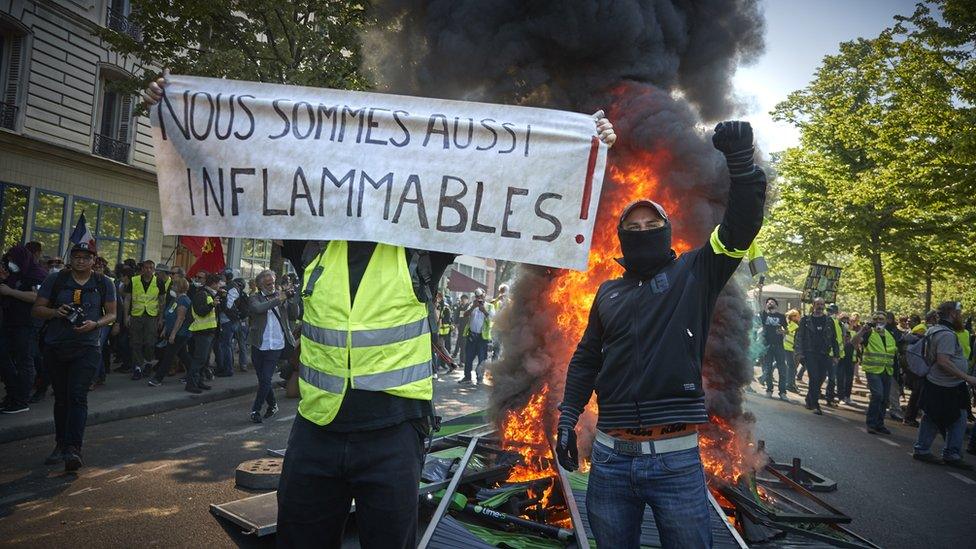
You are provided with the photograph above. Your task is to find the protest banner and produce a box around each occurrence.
[151,75,609,270]
[801,263,842,303]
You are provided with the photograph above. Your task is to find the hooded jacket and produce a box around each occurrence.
[2,245,47,327]
[559,165,766,431]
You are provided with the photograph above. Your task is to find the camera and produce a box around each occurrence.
[65,304,86,328]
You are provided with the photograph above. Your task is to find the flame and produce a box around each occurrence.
[499,119,751,492]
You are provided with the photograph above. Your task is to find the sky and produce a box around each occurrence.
[733,0,922,154]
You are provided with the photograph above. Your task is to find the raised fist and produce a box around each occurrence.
[712,121,753,155]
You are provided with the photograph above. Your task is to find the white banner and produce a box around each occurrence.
[151,75,608,270]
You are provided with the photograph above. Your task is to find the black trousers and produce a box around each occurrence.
[805,354,831,410]
[277,416,425,548]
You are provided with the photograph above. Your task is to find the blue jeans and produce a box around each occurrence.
[914,408,967,461]
[586,441,711,548]
[865,372,890,429]
[250,346,280,413]
[47,345,98,448]
[188,332,214,388]
[236,321,250,367]
[762,344,787,395]
[463,335,489,381]
[0,324,36,407]
[217,322,238,376]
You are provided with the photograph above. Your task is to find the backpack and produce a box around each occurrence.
[230,286,250,320]
[905,326,950,377]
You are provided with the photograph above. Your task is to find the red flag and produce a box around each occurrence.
[179,235,207,257]
[186,237,226,277]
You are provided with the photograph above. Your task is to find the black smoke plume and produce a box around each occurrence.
[365,0,766,457]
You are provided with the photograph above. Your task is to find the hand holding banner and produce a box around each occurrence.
[151,75,609,270]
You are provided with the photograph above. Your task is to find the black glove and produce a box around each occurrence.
[712,121,755,177]
[555,425,579,472]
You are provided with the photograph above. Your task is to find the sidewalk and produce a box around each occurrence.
[0,368,258,444]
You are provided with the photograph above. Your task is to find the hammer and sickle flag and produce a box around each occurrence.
[181,236,226,277]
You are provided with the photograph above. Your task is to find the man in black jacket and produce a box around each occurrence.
[555,121,766,548]
[794,297,839,415]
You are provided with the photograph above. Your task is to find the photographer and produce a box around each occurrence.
[246,270,299,423]
[1,244,46,414]
[31,244,116,472]
[852,311,896,435]
[186,273,222,394]
[460,287,494,385]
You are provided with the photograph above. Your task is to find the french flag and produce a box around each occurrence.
[69,212,97,252]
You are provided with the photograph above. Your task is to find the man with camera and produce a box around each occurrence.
[186,273,222,394]
[852,311,896,434]
[460,287,494,386]
[246,270,299,423]
[32,243,117,472]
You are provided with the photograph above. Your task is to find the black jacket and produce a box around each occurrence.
[559,165,766,431]
[794,314,839,358]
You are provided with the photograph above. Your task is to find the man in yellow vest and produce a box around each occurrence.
[186,273,221,394]
[123,259,166,381]
[460,287,494,386]
[853,311,897,434]
[435,292,454,374]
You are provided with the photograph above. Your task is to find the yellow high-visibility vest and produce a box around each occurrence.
[131,275,161,317]
[861,330,895,375]
[784,321,798,352]
[298,241,432,427]
[189,293,217,332]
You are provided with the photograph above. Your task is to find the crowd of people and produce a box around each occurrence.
[757,296,976,468]
[432,284,509,385]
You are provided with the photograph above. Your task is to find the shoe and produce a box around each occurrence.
[903,419,920,428]
[204,368,214,381]
[264,404,278,419]
[812,408,823,416]
[179,377,187,384]
[458,379,471,385]
[239,366,248,372]
[913,453,942,464]
[867,427,879,434]
[147,379,162,387]
[889,412,904,421]
[804,404,814,411]
[44,445,65,465]
[250,411,263,424]
[766,391,774,399]
[1,403,29,414]
[63,446,83,472]
[29,391,46,404]
[779,394,790,402]
[843,397,853,406]
[877,426,892,435]
[197,382,212,391]
[825,400,837,408]
[944,458,974,470]
[185,385,203,394]
[476,379,483,386]
[131,367,143,381]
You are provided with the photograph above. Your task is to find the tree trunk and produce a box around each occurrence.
[924,267,934,313]
[870,250,886,311]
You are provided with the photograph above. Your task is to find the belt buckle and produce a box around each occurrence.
[615,439,642,456]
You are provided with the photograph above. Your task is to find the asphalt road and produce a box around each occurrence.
[0,373,973,548]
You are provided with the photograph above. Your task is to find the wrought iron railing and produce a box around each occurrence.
[93,134,130,163]
[0,102,17,130]
[106,7,142,42]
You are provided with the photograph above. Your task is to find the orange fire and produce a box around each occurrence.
[499,141,754,488]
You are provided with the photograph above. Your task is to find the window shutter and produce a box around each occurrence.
[4,35,25,107]
[117,94,133,143]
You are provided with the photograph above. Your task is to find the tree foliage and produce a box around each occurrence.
[759,0,976,312]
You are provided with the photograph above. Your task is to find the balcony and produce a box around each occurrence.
[93,134,130,163]
[106,7,142,42]
[0,102,17,130]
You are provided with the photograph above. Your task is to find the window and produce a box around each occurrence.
[241,238,272,282]
[71,198,147,267]
[106,0,142,42]
[0,23,27,131]
[472,267,486,284]
[93,69,134,163]
[31,191,66,257]
[0,182,28,250]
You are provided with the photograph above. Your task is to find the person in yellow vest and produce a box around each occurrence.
[461,287,495,386]
[434,291,455,374]
[784,309,800,393]
[123,259,167,381]
[853,311,897,434]
[186,273,221,394]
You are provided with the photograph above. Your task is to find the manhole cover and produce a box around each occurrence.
[236,458,283,490]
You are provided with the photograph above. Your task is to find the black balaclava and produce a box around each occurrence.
[615,200,676,279]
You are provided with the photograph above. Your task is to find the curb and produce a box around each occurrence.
[0,384,256,444]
